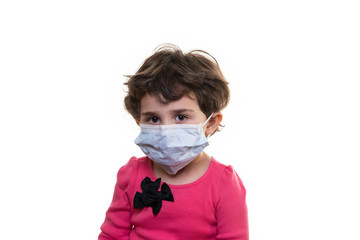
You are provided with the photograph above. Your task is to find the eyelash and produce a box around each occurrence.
[176,114,188,121]
[147,117,160,123]
[145,115,188,123]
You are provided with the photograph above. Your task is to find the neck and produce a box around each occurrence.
[152,152,212,185]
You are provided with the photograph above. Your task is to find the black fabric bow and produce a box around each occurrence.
[133,177,174,215]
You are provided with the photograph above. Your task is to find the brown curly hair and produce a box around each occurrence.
[124,44,230,133]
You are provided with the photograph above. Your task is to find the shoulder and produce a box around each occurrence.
[116,156,148,190]
[211,158,246,196]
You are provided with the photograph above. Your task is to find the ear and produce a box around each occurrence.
[204,112,223,137]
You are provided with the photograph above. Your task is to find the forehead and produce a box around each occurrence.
[140,93,202,113]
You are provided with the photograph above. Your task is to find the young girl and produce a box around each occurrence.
[98,44,249,240]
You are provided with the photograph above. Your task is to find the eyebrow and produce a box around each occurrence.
[141,109,194,116]
[171,109,194,114]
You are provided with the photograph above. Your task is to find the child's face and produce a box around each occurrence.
[138,93,208,126]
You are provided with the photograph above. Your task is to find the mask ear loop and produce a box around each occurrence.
[202,113,215,138]
[202,113,214,127]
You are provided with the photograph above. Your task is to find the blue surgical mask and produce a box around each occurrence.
[134,114,213,175]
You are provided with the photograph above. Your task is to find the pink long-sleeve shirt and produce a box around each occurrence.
[99,156,248,240]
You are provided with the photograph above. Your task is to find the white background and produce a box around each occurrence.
[1,1,359,239]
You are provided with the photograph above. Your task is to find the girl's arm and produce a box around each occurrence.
[98,158,138,240]
[216,166,249,240]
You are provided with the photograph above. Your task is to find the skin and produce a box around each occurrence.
[136,93,223,185]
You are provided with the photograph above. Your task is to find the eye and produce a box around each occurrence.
[147,117,160,123]
[176,114,188,122]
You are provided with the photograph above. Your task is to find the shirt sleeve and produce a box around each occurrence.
[98,157,138,240]
[216,166,249,240]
